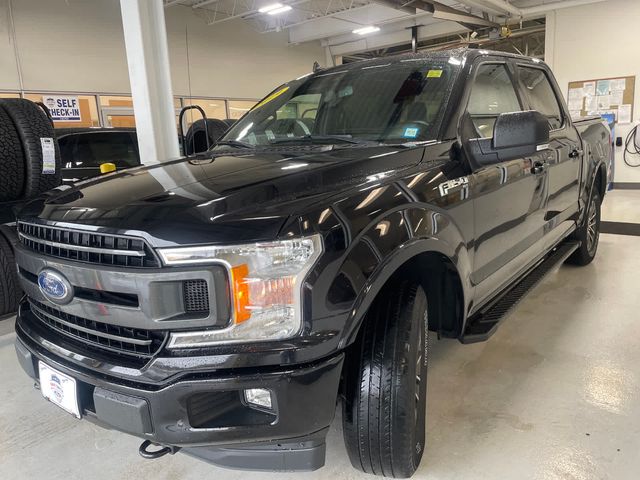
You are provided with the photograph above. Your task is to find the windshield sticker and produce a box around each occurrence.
[426,69,443,78]
[253,86,290,110]
[403,127,419,138]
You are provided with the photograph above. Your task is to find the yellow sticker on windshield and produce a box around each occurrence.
[426,70,443,78]
[253,86,290,110]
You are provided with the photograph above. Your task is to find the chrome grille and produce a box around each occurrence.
[18,221,159,268]
[27,299,166,365]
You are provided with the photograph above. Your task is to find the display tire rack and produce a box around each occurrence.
[0,99,62,316]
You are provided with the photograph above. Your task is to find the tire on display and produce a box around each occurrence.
[184,118,229,155]
[0,105,25,201]
[0,230,20,316]
[0,99,62,198]
[343,279,429,478]
[566,190,601,266]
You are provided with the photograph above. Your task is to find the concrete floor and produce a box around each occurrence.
[2,192,640,480]
[601,189,640,223]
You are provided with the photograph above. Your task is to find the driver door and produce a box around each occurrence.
[463,61,549,306]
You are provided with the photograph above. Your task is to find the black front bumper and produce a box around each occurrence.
[15,318,344,471]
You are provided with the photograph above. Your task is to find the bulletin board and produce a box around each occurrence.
[567,75,635,124]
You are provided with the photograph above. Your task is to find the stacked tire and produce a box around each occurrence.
[0,99,62,316]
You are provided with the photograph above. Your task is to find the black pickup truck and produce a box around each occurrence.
[13,48,610,477]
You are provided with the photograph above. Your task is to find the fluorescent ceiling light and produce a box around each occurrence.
[353,26,380,35]
[267,5,292,14]
[259,3,282,13]
[259,3,291,13]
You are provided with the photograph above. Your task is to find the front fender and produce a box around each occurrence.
[337,235,471,349]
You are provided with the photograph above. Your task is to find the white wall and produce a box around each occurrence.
[545,0,640,183]
[0,0,324,99]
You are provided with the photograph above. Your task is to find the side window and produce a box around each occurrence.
[57,136,76,169]
[467,64,521,138]
[518,67,563,130]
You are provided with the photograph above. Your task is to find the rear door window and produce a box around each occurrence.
[517,66,564,130]
[467,63,522,138]
[64,132,140,168]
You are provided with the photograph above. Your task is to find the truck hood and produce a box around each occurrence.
[19,145,426,246]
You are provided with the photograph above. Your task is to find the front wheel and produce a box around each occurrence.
[342,280,429,478]
[566,191,601,266]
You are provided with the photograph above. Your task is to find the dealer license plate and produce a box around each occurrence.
[38,362,81,418]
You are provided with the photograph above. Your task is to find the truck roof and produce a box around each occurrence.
[319,47,545,75]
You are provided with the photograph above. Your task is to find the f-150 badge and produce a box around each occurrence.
[438,176,469,197]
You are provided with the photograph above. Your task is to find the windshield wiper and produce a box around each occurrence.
[214,140,254,149]
[269,134,368,145]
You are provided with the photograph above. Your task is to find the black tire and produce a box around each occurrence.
[184,118,229,154]
[0,98,62,198]
[566,190,601,266]
[0,231,20,316]
[343,280,429,478]
[0,105,25,201]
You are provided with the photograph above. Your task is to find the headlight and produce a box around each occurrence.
[157,235,322,348]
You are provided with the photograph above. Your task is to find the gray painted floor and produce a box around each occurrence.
[2,192,640,479]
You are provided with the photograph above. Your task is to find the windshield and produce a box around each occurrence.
[220,59,456,147]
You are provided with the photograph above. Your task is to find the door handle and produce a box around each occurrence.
[569,148,583,158]
[531,160,547,174]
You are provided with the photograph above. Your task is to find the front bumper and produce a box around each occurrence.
[15,323,344,470]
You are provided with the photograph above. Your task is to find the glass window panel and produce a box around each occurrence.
[518,67,564,130]
[467,64,522,138]
[100,95,135,127]
[100,95,133,107]
[228,100,257,120]
[180,98,227,128]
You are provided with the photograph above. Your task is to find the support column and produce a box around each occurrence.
[120,0,180,165]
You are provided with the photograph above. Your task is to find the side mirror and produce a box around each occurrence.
[464,110,550,167]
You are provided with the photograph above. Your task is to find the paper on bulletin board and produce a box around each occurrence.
[610,78,626,92]
[585,95,597,113]
[618,104,632,124]
[568,88,584,100]
[596,80,611,95]
[569,110,581,118]
[583,81,596,96]
[610,90,624,106]
[597,95,611,110]
[568,97,583,111]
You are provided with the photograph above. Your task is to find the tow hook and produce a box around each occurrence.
[138,440,181,459]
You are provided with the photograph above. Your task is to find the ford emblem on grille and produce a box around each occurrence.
[38,269,73,305]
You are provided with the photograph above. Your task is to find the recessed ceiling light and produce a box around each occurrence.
[353,26,380,35]
[267,5,292,14]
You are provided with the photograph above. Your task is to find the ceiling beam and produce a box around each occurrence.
[192,0,222,8]
[263,3,374,32]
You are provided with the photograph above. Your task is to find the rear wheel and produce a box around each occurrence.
[566,190,601,266]
[343,280,429,478]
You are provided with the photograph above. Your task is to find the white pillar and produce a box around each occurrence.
[120,0,180,165]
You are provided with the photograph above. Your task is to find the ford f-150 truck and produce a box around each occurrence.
[13,48,610,478]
